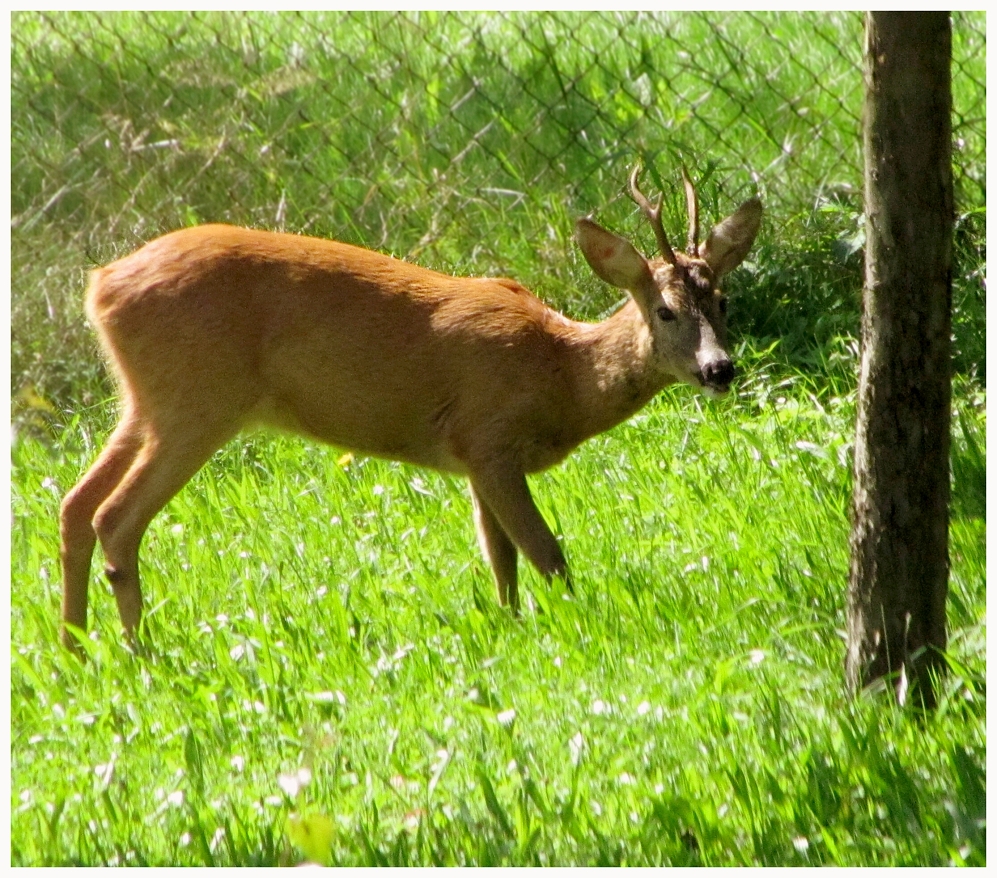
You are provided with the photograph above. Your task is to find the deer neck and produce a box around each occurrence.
[568,299,674,439]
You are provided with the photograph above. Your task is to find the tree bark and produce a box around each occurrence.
[846,12,953,707]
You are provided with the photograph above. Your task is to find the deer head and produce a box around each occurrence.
[575,166,762,397]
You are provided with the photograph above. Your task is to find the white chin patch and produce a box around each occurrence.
[700,384,729,400]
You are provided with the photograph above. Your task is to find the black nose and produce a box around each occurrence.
[703,359,735,387]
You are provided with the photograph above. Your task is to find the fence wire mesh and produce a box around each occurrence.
[10,10,987,402]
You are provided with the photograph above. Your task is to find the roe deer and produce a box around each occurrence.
[59,167,761,652]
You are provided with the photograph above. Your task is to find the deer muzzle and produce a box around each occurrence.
[698,357,736,396]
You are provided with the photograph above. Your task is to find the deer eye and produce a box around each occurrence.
[718,296,728,315]
[657,305,676,322]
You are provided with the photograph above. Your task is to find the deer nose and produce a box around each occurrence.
[702,358,735,388]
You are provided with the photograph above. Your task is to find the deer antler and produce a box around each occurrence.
[681,165,700,257]
[628,165,676,266]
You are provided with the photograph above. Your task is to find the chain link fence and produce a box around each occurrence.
[10,11,987,406]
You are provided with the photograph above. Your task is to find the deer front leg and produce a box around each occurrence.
[469,483,519,612]
[467,468,573,602]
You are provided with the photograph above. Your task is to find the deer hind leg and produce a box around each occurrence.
[468,468,573,603]
[469,483,519,612]
[60,410,144,650]
[90,419,238,644]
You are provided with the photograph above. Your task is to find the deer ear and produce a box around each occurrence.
[575,218,654,293]
[700,197,762,279]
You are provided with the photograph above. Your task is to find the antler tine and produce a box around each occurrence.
[681,165,700,257]
[628,165,676,266]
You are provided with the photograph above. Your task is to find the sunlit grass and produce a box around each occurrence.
[10,375,985,866]
[9,9,986,867]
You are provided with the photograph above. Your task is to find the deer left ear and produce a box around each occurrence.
[575,218,655,293]
[701,197,762,279]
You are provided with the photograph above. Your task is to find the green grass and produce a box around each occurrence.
[9,10,987,867]
[10,373,986,866]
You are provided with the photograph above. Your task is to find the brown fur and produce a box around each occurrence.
[59,180,761,652]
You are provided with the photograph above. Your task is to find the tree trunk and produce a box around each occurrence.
[846,12,953,707]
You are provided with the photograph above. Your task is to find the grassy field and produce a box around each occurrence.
[10,371,987,866]
[9,11,987,867]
